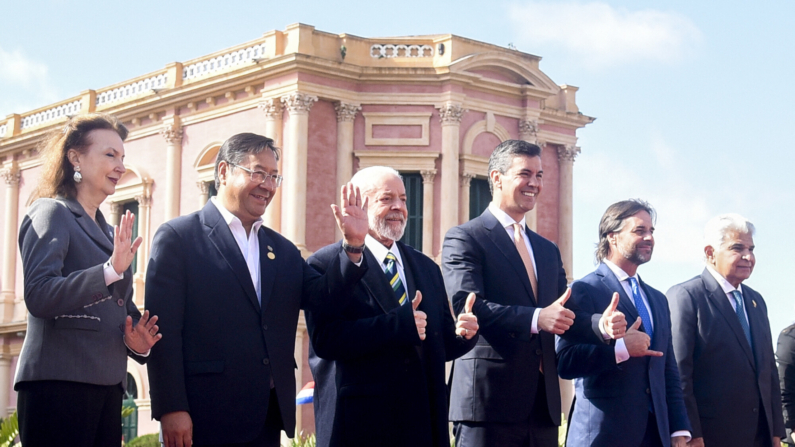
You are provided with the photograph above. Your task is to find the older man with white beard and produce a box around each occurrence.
[305,166,479,447]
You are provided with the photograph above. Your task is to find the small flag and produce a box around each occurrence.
[296,381,314,405]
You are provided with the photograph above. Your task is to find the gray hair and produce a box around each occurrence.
[487,140,542,194]
[704,213,755,251]
[214,133,280,189]
[350,166,402,196]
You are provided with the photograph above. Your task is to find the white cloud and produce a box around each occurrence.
[0,45,59,115]
[508,2,702,69]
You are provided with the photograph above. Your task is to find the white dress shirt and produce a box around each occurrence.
[487,204,541,334]
[211,197,263,302]
[705,264,749,321]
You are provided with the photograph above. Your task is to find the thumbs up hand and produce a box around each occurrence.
[538,288,575,335]
[624,317,663,358]
[455,292,479,340]
[412,291,427,341]
[600,292,627,339]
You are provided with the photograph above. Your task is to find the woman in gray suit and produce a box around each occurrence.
[16,113,162,446]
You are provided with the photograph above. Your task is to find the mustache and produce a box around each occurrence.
[384,212,405,222]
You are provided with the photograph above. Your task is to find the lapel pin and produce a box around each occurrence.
[267,245,273,251]
[267,252,276,260]
[752,300,757,308]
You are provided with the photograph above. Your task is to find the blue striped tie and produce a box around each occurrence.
[628,277,653,342]
[731,290,753,348]
[384,253,407,306]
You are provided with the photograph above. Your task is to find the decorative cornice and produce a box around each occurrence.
[160,124,183,145]
[258,98,283,119]
[334,102,361,122]
[134,194,152,207]
[460,172,476,187]
[280,92,317,114]
[557,144,580,162]
[519,119,539,143]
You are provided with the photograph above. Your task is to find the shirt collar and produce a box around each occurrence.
[488,203,526,230]
[603,259,638,283]
[210,197,263,236]
[705,264,743,295]
[365,234,403,268]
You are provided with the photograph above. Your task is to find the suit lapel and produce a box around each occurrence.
[596,263,639,323]
[526,229,550,305]
[481,211,536,304]
[637,276,665,350]
[743,287,765,372]
[202,202,260,312]
[62,198,113,253]
[701,270,755,368]
[258,229,277,313]
[398,243,418,301]
[359,248,400,313]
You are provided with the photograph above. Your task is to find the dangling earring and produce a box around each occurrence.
[73,166,82,183]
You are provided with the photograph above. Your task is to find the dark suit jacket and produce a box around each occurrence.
[668,270,785,445]
[441,209,567,425]
[777,323,795,443]
[556,263,690,447]
[16,197,144,388]
[145,201,365,445]
[306,241,476,447]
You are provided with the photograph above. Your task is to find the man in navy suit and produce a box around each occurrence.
[307,166,479,447]
[556,199,690,447]
[145,133,370,447]
[668,214,784,447]
[442,140,578,447]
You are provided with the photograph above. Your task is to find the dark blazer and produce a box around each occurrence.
[777,323,795,443]
[145,201,365,445]
[556,263,690,447]
[441,209,567,425]
[16,197,144,389]
[668,269,785,445]
[306,241,476,447]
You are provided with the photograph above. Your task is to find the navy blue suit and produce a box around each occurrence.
[556,263,690,447]
[442,209,567,444]
[307,241,475,447]
[145,201,366,445]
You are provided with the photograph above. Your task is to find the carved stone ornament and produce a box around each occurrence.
[160,125,183,145]
[0,167,20,187]
[258,99,283,119]
[334,102,361,122]
[280,92,318,114]
[134,194,152,207]
[519,119,539,142]
[438,103,466,124]
[557,145,581,162]
[196,181,210,194]
[421,169,437,184]
[460,172,475,188]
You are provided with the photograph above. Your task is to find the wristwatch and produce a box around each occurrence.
[342,241,366,254]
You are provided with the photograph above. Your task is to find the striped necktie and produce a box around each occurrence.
[385,253,407,306]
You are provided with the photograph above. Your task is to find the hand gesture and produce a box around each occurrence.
[686,437,704,447]
[538,288,575,335]
[412,291,427,341]
[671,435,688,447]
[456,292,479,339]
[332,183,369,247]
[161,411,192,447]
[600,292,627,339]
[111,210,143,275]
[624,317,663,358]
[123,310,162,354]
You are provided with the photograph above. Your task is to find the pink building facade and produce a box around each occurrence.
[0,23,593,439]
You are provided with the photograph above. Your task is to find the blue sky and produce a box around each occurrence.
[2,1,794,339]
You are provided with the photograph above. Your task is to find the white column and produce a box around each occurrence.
[295,312,307,434]
[420,170,436,257]
[459,173,475,225]
[438,103,465,240]
[280,93,317,254]
[556,145,579,285]
[161,119,183,221]
[196,182,210,208]
[1,164,20,323]
[334,102,360,241]
[134,191,152,307]
[259,99,284,232]
[519,123,540,232]
[0,358,10,416]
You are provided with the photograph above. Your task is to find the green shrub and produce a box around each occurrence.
[126,433,159,447]
[285,431,316,447]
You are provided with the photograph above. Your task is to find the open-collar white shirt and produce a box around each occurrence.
[211,197,263,303]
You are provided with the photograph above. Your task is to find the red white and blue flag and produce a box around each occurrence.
[296,381,314,405]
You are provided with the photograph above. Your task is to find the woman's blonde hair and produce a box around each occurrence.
[31,113,128,202]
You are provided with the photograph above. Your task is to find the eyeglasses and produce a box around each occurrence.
[229,163,283,188]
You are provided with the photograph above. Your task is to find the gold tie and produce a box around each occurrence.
[513,223,538,302]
